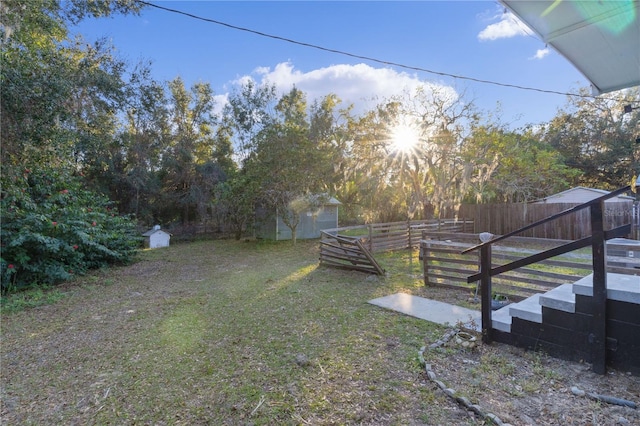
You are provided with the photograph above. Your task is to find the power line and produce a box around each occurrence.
[136,0,636,103]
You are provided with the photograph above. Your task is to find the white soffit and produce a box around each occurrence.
[501,0,640,94]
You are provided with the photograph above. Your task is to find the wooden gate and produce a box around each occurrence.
[319,232,385,275]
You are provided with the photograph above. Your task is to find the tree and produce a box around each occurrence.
[207,80,277,237]
[464,125,579,203]
[159,77,223,224]
[542,87,640,189]
[0,0,143,293]
[1,0,141,169]
[342,85,480,222]
[247,87,326,243]
[116,63,169,222]
[308,94,354,206]
[340,100,407,223]
[393,85,480,218]
[215,171,257,240]
[224,80,277,164]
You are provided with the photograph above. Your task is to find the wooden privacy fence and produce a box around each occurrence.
[458,202,634,240]
[420,232,640,300]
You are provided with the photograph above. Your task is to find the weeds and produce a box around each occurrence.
[0,286,67,313]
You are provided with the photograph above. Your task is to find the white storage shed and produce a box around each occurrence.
[143,225,171,249]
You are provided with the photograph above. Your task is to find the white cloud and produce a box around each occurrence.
[530,48,550,60]
[212,93,228,116]
[478,12,531,41]
[227,62,457,116]
[253,66,270,75]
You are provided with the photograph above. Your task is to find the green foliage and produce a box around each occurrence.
[1,0,139,169]
[3,0,637,261]
[215,171,258,240]
[248,87,332,243]
[464,125,580,203]
[1,168,140,293]
[542,87,640,189]
[0,0,143,294]
[157,77,226,224]
[224,80,277,163]
[0,286,67,314]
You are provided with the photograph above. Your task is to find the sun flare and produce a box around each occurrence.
[390,122,421,153]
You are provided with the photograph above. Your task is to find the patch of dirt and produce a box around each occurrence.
[118,259,166,276]
[424,340,639,426]
[415,286,640,426]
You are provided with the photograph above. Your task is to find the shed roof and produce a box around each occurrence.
[306,194,341,205]
[534,186,635,203]
[142,229,171,237]
[501,0,640,94]
[323,196,342,205]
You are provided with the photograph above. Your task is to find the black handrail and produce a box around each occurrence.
[466,225,631,282]
[464,183,635,375]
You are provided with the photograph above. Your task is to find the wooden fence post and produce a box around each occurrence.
[590,201,608,374]
[423,240,431,287]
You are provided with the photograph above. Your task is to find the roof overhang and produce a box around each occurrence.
[501,0,640,95]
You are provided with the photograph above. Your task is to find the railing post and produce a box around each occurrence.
[590,201,608,374]
[480,243,493,343]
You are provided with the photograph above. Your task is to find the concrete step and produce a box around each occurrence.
[539,283,575,313]
[508,293,542,323]
[573,273,640,304]
[491,273,640,335]
[491,293,543,333]
[492,284,577,333]
[491,304,512,333]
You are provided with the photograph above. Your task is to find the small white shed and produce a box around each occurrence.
[142,225,171,249]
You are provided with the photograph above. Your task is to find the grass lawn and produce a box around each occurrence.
[1,239,471,425]
[3,239,639,425]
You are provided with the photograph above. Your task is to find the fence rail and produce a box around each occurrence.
[420,232,640,300]
[322,219,474,253]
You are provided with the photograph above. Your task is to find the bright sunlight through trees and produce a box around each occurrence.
[389,121,421,154]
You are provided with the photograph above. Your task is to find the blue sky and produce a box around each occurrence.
[72,1,592,127]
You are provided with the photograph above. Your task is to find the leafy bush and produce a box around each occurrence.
[1,167,141,293]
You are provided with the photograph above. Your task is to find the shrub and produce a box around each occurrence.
[1,167,141,293]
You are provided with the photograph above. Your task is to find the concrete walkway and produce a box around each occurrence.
[368,293,481,331]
